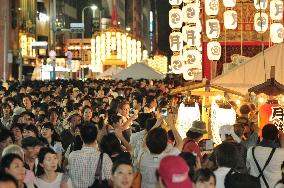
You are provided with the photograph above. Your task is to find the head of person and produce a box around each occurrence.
[215,142,238,168]
[0,129,13,152]
[262,124,279,142]
[20,111,35,126]
[67,111,82,132]
[41,122,60,145]
[1,144,24,159]
[146,128,168,154]
[156,155,193,188]
[111,159,134,188]
[193,168,216,188]
[100,134,123,157]
[22,95,32,110]
[145,118,157,132]
[109,115,123,129]
[225,172,260,188]
[10,124,23,143]
[179,152,200,180]
[82,98,91,108]
[239,104,251,116]
[138,113,154,130]
[1,102,12,117]
[82,106,93,122]
[72,87,80,97]
[118,101,130,117]
[146,95,158,110]
[79,124,98,145]
[22,124,39,138]
[36,147,59,177]
[0,154,25,183]
[186,121,207,141]
[48,108,58,123]
[219,125,242,143]
[0,173,18,188]
[21,137,42,160]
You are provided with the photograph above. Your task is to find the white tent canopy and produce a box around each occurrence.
[97,66,124,79]
[212,43,284,95]
[113,63,165,80]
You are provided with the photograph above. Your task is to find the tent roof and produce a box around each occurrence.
[248,78,284,96]
[112,63,165,80]
[212,43,284,95]
[97,66,124,79]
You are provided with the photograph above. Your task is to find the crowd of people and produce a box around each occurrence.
[0,78,283,188]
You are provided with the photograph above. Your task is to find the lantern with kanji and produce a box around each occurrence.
[254,12,269,33]
[170,32,183,52]
[206,19,220,39]
[182,3,200,23]
[254,0,268,10]
[270,23,284,43]
[169,8,183,29]
[224,10,237,29]
[171,55,184,74]
[205,0,219,16]
[270,0,283,21]
[182,25,201,47]
[207,41,221,61]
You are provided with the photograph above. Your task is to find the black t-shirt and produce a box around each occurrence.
[61,129,75,151]
[111,152,132,164]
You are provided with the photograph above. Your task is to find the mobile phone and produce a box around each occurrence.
[109,128,115,133]
[199,139,214,151]
[161,108,167,117]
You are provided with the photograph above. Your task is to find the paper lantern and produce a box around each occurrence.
[182,64,195,80]
[183,48,202,69]
[169,8,183,29]
[171,55,184,74]
[206,19,220,39]
[270,23,284,43]
[205,0,219,16]
[207,41,221,61]
[224,10,237,29]
[254,0,268,10]
[196,20,202,32]
[182,3,200,23]
[270,0,283,21]
[223,0,236,8]
[169,0,182,6]
[182,26,201,47]
[254,12,269,33]
[169,32,183,52]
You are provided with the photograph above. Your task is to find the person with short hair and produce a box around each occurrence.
[22,95,32,111]
[10,123,23,146]
[214,142,239,188]
[246,124,284,188]
[0,173,18,188]
[156,155,193,188]
[0,129,13,157]
[68,124,113,188]
[1,102,13,129]
[225,172,260,188]
[111,159,134,188]
[193,168,216,188]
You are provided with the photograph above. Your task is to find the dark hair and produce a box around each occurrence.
[0,129,12,143]
[179,152,198,179]
[22,94,32,102]
[41,122,61,146]
[82,105,92,115]
[262,124,279,141]
[146,128,168,154]
[79,124,98,144]
[0,173,18,188]
[1,102,12,114]
[111,159,133,174]
[24,124,39,137]
[109,115,122,125]
[193,168,216,185]
[10,123,24,133]
[240,104,251,115]
[100,134,123,157]
[145,118,157,132]
[48,108,58,120]
[186,130,203,140]
[225,172,261,188]
[0,154,23,174]
[138,113,153,129]
[215,142,238,168]
[36,147,60,176]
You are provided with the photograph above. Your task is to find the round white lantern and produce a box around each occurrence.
[182,26,201,47]
[183,48,202,69]
[169,0,182,6]
[270,23,284,43]
[182,64,195,80]
[171,55,184,74]
[207,41,221,61]
[169,8,183,29]
[254,0,268,10]
[206,19,220,39]
[169,32,183,52]
[254,12,269,33]
[182,3,200,23]
[224,10,237,29]
[270,0,283,21]
[223,0,236,8]
[205,0,219,16]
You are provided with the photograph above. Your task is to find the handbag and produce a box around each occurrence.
[132,152,145,188]
[88,153,109,188]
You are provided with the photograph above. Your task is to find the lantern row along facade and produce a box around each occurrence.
[169,0,284,80]
[90,29,143,73]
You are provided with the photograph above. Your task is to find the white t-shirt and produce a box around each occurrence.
[140,144,180,188]
[34,173,72,188]
[247,146,284,188]
[214,167,231,188]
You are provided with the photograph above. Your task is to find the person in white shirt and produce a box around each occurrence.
[35,147,72,188]
[246,124,284,188]
[214,142,239,188]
